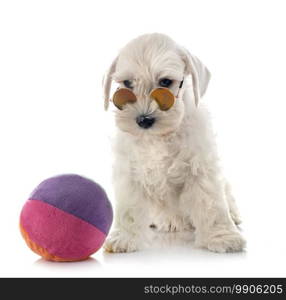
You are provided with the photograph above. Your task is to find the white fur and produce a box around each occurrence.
[103,33,246,253]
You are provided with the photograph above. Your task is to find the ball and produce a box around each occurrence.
[20,174,113,262]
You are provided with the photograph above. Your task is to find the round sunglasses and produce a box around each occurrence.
[112,80,184,111]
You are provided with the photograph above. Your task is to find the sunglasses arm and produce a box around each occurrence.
[176,78,184,98]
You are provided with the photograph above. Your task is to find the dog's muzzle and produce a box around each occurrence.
[136,115,155,129]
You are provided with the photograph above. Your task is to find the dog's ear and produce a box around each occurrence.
[102,56,118,110]
[179,47,211,106]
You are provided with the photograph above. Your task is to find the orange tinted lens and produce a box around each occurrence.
[150,88,175,111]
[112,88,137,110]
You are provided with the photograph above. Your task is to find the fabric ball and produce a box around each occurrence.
[20,174,113,262]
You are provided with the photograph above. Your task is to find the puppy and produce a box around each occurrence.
[102,33,246,253]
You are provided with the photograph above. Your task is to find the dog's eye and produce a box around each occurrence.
[159,78,173,88]
[123,80,133,89]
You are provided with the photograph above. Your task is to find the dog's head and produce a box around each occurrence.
[103,33,210,136]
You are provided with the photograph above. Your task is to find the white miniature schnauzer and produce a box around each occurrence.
[103,33,246,253]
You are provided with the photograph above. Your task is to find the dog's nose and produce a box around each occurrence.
[136,115,155,129]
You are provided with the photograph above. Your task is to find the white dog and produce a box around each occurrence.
[102,33,246,253]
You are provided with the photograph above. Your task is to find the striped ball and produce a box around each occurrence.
[20,174,113,262]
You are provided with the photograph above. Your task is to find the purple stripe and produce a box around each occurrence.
[29,174,113,235]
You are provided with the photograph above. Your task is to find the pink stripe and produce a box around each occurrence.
[20,200,106,259]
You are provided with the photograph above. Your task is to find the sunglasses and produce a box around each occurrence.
[112,80,184,111]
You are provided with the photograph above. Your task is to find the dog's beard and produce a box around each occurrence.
[115,97,185,137]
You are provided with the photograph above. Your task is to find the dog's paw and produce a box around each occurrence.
[204,231,246,253]
[103,230,139,253]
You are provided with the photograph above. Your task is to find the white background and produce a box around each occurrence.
[0,0,286,277]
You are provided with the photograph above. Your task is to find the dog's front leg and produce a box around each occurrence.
[104,181,150,253]
[181,174,246,253]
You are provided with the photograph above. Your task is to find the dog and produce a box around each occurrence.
[102,33,246,253]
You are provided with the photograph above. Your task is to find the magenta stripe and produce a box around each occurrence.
[20,200,106,259]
